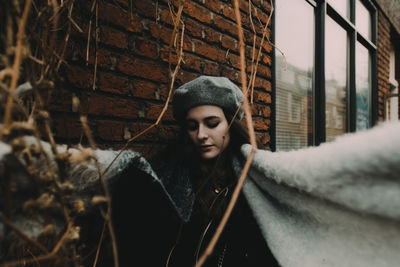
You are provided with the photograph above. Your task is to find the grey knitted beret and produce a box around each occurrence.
[172,75,244,122]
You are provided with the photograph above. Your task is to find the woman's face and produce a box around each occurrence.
[185,105,230,160]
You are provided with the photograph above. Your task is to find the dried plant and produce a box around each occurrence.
[0,1,109,266]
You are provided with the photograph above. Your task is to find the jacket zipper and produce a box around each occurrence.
[217,243,227,267]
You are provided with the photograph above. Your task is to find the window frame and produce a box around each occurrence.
[271,0,377,151]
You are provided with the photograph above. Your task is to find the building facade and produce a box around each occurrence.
[273,0,400,151]
[46,0,399,155]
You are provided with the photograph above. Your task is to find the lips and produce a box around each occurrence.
[200,145,214,151]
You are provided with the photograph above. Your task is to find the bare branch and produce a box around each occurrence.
[2,0,32,133]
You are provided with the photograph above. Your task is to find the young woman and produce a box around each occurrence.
[111,76,280,266]
[111,75,400,267]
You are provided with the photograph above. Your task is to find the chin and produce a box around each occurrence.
[200,151,220,160]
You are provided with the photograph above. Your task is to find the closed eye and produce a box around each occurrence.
[205,118,220,128]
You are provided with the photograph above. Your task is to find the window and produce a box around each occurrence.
[327,0,349,19]
[274,0,377,151]
[274,0,314,151]
[356,42,371,130]
[325,16,347,141]
[356,0,372,40]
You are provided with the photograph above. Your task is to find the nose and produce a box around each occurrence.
[197,124,208,140]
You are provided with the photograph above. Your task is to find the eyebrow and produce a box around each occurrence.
[186,116,221,122]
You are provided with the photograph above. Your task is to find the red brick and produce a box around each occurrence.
[183,1,212,24]
[221,66,239,82]
[98,2,142,33]
[228,52,241,69]
[118,56,169,83]
[203,60,220,75]
[175,69,199,85]
[79,93,139,119]
[134,0,157,18]
[253,117,270,131]
[252,21,266,36]
[100,27,128,49]
[160,8,175,25]
[255,64,271,79]
[205,0,223,13]
[261,0,273,13]
[129,123,180,142]
[260,37,272,53]
[222,4,250,29]
[97,120,124,141]
[98,72,130,95]
[262,54,271,66]
[193,40,225,62]
[182,53,202,72]
[160,46,179,63]
[133,39,159,59]
[185,18,203,38]
[243,30,256,46]
[44,89,73,112]
[257,6,273,26]
[146,102,175,122]
[82,48,116,70]
[254,91,271,104]
[157,84,170,101]
[149,22,192,51]
[213,15,238,37]
[257,78,271,91]
[238,0,250,14]
[149,22,166,44]
[256,132,270,146]
[377,9,392,121]
[251,104,271,117]
[204,28,221,43]
[221,35,238,51]
[53,117,83,140]
[131,79,159,100]
[221,4,236,21]
[66,66,93,89]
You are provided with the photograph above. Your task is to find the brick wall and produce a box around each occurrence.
[47,0,273,157]
[377,9,393,121]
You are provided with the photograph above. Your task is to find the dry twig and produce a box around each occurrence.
[80,116,119,267]
[2,0,33,133]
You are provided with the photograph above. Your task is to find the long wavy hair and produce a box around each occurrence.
[150,108,252,170]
